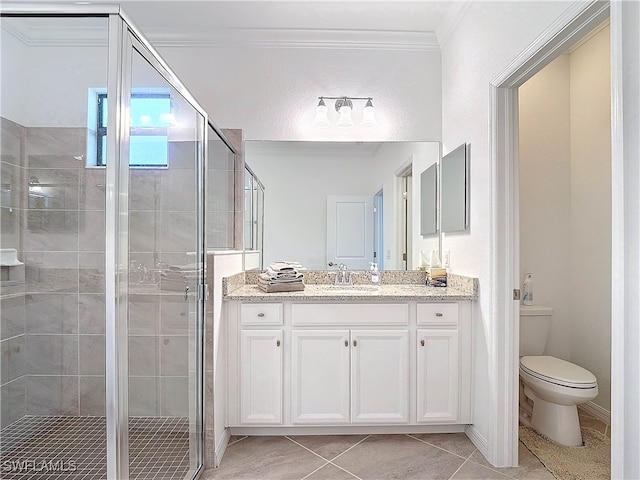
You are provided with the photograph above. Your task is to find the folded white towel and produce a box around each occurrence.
[259,272,304,285]
[269,261,306,272]
[266,267,303,279]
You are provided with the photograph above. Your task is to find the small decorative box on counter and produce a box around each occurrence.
[426,268,447,287]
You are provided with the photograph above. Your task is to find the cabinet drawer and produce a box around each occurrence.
[292,303,408,326]
[241,303,283,326]
[417,303,459,326]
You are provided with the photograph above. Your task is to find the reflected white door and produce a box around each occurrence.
[327,195,374,270]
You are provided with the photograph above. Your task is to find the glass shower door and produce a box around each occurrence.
[126,41,204,479]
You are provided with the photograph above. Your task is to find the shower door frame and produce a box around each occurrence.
[105,10,209,479]
[0,3,210,478]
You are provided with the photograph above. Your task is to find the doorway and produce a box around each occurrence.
[489,1,610,467]
[517,16,612,451]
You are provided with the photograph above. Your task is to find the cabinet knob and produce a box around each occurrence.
[276,340,281,347]
[353,340,357,347]
[421,339,425,347]
[435,313,443,317]
[344,340,349,347]
[257,312,265,317]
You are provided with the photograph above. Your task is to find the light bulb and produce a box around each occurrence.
[312,98,330,127]
[360,98,377,127]
[336,99,354,127]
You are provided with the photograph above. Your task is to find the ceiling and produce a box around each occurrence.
[3,1,470,48]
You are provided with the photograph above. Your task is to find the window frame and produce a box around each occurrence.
[96,92,171,167]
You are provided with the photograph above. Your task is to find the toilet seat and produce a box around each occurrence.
[520,355,597,389]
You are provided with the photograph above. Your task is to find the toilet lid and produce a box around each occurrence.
[520,355,597,388]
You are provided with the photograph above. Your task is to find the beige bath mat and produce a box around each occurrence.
[519,426,610,480]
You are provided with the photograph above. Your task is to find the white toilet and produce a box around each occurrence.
[519,305,598,446]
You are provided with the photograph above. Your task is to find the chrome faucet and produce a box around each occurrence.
[330,263,353,285]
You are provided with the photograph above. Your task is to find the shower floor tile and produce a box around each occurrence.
[0,416,190,479]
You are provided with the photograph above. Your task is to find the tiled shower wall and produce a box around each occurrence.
[1,117,237,428]
[1,117,109,427]
[1,118,27,427]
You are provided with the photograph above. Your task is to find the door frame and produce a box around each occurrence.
[489,0,610,467]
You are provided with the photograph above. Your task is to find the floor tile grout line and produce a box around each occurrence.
[285,435,369,480]
[460,446,521,480]
[325,459,365,480]
[447,447,517,480]
[446,455,471,480]
[405,433,474,461]
[299,460,331,480]
[324,434,371,463]
[226,436,248,447]
[285,436,338,463]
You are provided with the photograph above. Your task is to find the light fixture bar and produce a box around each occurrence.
[313,96,377,127]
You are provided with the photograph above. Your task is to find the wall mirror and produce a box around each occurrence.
[244,141,441,271]
[243,165,265,270]
[441,143,470,233]
[420,163,438,236]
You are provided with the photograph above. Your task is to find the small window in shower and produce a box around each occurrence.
[96,92,171,167]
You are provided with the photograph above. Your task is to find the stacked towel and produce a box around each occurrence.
[258,261,306,293]
[160,264,200,292]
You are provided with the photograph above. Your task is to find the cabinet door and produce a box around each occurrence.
[291,330,350,424]
[417,329,459,422]
[240,330,283,424]
[351,330,409,423]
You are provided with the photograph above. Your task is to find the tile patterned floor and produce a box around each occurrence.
[0,416,190,480]
[204,412,611,480]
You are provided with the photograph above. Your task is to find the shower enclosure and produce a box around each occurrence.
[0,5,235,479]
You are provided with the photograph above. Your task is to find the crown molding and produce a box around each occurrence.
[436,1,473,49]
[149,28,439,51]
[2,20,440,51]
[1,18,110,47]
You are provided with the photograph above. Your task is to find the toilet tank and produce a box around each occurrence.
[519,305,553,356]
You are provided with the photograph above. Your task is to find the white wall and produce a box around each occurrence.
[1,28,27,125]
[208,251,244,467]
[245,141,438,270]
[519,26,611,412]
[440,0,575,458]
[1,21,109,128]
[519,54,573,360]
[157,46,441,142]
[569,26,611,411]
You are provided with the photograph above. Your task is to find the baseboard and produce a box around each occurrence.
[579,401,611,425]
[229,424,467,436]
[215,428,231,468]
[465,424,488,458]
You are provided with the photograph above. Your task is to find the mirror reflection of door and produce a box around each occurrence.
[373,190,384,270]
[327,195,374,270]
[400,175,412,270]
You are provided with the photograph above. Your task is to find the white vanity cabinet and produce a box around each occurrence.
[235,303,284,425]
[226,299,472,431]
[416,329,459,422]
[291,330,351,424]
[350,330,409,423]
[240,329,283,424]
[291,329,409,425]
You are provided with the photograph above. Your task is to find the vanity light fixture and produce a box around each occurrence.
[313,96,377,127]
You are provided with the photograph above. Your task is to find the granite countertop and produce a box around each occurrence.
[222,270,478,302]
[225,283,477,302]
